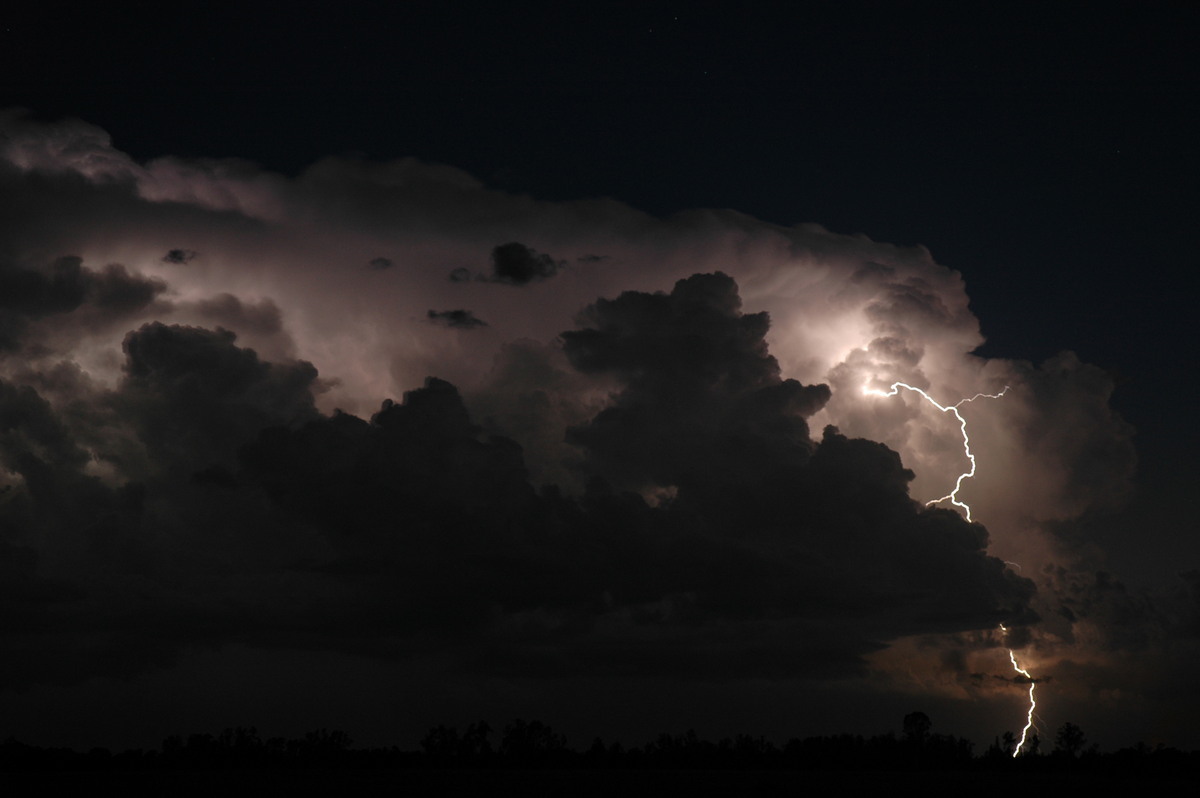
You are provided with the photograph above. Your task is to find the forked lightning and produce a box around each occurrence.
[861,382,1008,522]
[865,380,1037,756]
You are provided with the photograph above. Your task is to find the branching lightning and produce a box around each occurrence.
[861,382,1008,522]
[864,380,1037,756]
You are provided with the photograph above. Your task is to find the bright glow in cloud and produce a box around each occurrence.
[862,381,1009,522]
[866,381,1040,747]
[0,110,1147,747]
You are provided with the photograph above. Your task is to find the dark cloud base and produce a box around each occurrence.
[428,309,488,329]
[488,242,563,285]
[0,270,1034,696]
[0,111,1160,747]
[1,255,165,351]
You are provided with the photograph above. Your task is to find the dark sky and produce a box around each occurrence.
[1,1,1198,752]
[10,3,1194,419]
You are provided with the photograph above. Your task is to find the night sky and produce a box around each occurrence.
[1,2,1198,752]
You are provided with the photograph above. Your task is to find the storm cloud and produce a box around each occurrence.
[0,110,1153,748]
[427,309,488,329]
[487,241,564,285]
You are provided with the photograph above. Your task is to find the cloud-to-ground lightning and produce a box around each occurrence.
[861,382,1008,522]
[864,381,1038,755]
[1000,624,1038,758]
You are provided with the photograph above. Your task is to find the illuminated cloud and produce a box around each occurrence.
[0,110,1150,744]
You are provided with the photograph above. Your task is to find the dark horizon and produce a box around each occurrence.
[0,711,1184,766]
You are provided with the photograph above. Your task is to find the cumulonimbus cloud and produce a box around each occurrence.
[0,110,1148,736]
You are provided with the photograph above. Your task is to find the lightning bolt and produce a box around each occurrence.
[861,382,1008,522]
[865,380,1037,755]
[1000,624,1037,757]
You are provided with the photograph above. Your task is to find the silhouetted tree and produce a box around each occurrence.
[14,717,1200,778]
[299,728,352,765]
[1023,733,1040,757]
[586,736,608,765]
[1054,722,1086,758]
[420,724,460,765]
[925,732,974,767]
[1001,731,1017,758]
[499,719,567,766]
[459,721,493,764]
[902,711,931,745]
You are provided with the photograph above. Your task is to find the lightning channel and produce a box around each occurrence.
[1000,624,1038,757]
[865,380,1037,755]
[861,382,1008,522]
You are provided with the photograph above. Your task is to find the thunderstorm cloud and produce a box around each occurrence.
[162,248,197,265]
[0,109,1154,747]
[427,309,488,329]
[487,242,564,285]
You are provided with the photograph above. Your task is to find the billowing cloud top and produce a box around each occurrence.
[0,110,1162,744]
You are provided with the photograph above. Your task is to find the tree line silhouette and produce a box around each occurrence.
[2,714,1196,780]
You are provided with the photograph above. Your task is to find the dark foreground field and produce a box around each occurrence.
[0,768,1182,797]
